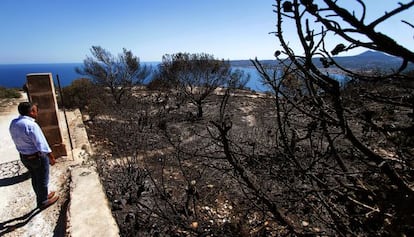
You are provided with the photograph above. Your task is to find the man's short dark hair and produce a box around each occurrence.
[18,102,34,116]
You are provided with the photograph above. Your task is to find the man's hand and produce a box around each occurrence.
[48,153,56,165]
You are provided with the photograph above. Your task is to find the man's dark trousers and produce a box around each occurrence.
[20,153,50,207]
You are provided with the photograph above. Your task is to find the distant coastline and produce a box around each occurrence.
[1,51,402,92]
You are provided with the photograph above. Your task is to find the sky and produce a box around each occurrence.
[0,0,413,64]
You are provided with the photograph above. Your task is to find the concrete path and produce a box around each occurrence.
[0,94,26,164]
[0,94,119,236]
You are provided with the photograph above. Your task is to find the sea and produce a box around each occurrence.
[0,63,271,92]
[5,63,357,92]
[0,63,84,89]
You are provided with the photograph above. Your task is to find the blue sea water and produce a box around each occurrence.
[0,63,84,89]
[0,63,269,91]
[0,63,342,92]
[0,62,161,89]
[234,67,269,92]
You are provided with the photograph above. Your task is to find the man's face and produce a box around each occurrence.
[29,105,38,119]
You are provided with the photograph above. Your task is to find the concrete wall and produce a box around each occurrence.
[26,73,67,158]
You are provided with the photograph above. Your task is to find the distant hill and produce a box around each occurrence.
[355,50,392,59]
[323,50,405,70]
[230,51,413,71]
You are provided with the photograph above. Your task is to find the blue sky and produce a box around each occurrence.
[0,0,413,64]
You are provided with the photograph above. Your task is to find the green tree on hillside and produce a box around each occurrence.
[61,78,109,121]
[61,78,97,109]
[76,46,151,104]
[0,87,21,99]
[160,52,230,118]
[159,52,248,118]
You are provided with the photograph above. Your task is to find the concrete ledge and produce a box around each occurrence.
[68,166,119,237]
[64,109,119,236]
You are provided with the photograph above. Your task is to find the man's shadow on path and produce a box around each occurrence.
[0,197,67,237]
[0,207,40,236]
[0,171,30,187]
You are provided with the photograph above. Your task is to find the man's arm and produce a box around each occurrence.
[29,122,53,162]
[47,152,56,165]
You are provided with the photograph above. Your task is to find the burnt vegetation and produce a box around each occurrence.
[63,1,414,236]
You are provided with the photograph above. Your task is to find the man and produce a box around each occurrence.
[9,102,59,209]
